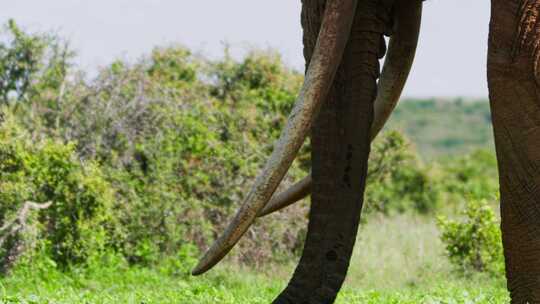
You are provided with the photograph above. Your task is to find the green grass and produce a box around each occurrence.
[0,266,510,304]
[0,215,509,303]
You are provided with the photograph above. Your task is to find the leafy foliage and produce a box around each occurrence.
[439,150,499,201]
[0,111,114,270]
[438,199,504,275]
[0,24,309,267]
[365,131,442,214]
[0,19,73,106]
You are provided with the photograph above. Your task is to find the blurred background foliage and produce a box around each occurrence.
[0,20,502,278]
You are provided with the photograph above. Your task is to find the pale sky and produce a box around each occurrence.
[1,0,490,98]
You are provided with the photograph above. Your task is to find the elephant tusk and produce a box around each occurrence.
[258,176,312,218]
[257,174,312,217]
[192,0,359,276]
[257,0,423,218]
[372,0,423,136]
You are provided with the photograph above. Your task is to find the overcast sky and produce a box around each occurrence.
[1,0,490,98]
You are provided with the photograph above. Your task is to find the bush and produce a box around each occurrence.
[365,131,442,214]
[0,111,115,270]
[437,199,504,275]
[439,149,499,201]
[0,20,74,106]
[14,45,310,266]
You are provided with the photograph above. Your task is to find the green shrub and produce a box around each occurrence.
[0,111,115,269]
[24,45,309,266]
[146,46,199,89]
[0,20,74,106]
[437,199,504,275]
[439,150,499,201]
[365,131,442,214]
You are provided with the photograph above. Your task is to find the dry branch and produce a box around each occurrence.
[0,201,52,274]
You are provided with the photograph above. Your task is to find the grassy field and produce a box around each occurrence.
[1,215,509,304]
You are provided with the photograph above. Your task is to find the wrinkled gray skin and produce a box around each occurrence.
[194,0,540,303]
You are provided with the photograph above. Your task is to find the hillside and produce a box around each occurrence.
[387,98,494,159]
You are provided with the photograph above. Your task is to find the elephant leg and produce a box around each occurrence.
[272,0,389,303]
[489,0,540,301]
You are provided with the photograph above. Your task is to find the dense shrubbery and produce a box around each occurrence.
[439,150,499,201]
[0,21,309,269]
[0,112,114,273]
[365,131,442,214]
[0,20,73,109]
[0,21,502,272]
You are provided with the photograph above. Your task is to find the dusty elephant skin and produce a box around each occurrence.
[193,0,540,303]
[489,0,540,302]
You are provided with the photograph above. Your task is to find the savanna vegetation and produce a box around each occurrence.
[0,21,508,303]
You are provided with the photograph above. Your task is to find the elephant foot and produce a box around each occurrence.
[502,196,540,303]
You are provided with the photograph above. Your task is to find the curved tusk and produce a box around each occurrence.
[258,0,423,218]
[371,0,423,136]
[192,0,359,276]
[258,175,312,217]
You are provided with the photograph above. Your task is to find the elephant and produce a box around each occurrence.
[192,0,540,303]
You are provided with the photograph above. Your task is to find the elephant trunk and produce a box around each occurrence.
[488,0,540,301]
[259,0,423,218]
[272,0,390,302]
